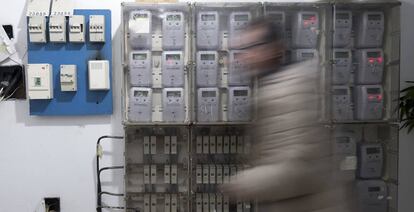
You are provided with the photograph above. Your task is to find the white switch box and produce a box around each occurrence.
[88,60,110,90]
[89,15,105,42]
[27,63,53,99]
[49,16,66,42]
[69,15,85,43]
[60,65,77,91]
[28,16,47,43]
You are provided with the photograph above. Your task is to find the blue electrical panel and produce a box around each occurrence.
[27,9,113,116]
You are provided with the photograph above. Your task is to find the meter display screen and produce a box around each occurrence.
[167,14,181,21]
[367,88,380,94]
[302,14,316,21]
[335,52,349,58]
[134,13,148,19]
[133,53,147,60]
[201,54,215,61]
[333,89,347,95]
[368,187,381,192]
[167,91,181,97]
[302,52,315,58]
[201,14,216,21]
[166,54,181,61]
[366,147,380,154]
[235,15,249,21]
[368,14,382,20]
[367,52,381,58]
[336,13,350,20]
[202,91,216,97]
[134,91,148,97]
[234,90,248,96]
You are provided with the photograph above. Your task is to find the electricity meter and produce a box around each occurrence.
[196,51,218,87]
[197,11,220,50]
[162,12,185,50]
[129,50,152,87]
[128,87,152,122]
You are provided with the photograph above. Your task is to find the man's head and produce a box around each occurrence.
[236,17,285,72]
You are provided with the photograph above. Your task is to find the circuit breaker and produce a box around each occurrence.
[128,87,152,122]
[332,49,352,85]
[356,11,384,48]
[163,88,185,122]
[197,11,220,50]
[60,65,77,92]
[292,11,319,48]
[197,87,220,122]
[129,10,152,49]
[356,49,384,85]
[69,15,85,43]
[27,63,53,99]
[357,143,384,179]
[333,11,352,48]
[354,85,383,120]
[49,16,66,43]
[228,86,251,122]
[129,51,152,87]
[28,16,46,43]
[163,12,185,50]
[228,12,251,49]
[196,51,218,87]
[162,51,184,87]
[88,60,110,90]
[357,180,388,212]
[292,49,317,62]
[228,50,250,85]
[332,86,353,121]
[89,15,105,43]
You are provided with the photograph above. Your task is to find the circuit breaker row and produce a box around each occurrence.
[143,165,179,185]
[142,136,178,155]
[28,15,105,43]
[195,193,251,212]
[143,194,180,212]
[195,164,246,185]
[195,136,250,155]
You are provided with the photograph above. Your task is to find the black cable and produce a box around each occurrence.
[96,136,124,212]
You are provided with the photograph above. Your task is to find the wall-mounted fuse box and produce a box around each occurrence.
[89,15,105,43]
[28,16,47,43]
[88,60,110,90]
[69,15,85,43]
[49,16,66,42]
[27,63,53,99]
[60,65,77,91]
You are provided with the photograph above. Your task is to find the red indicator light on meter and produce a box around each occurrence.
[377,95,383,101]
[368,58,375,64]
[377,57,383,64]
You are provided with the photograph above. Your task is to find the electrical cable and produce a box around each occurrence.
[95,136,131,212]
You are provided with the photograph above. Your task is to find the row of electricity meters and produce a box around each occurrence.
[333,11,384,48]
[129,50,250,88]
[128,86,251,122]
[333,48,384,85]
[27,61,110,99]
[332,85,384,121]
[28,15,105,43]
[334,133,383,179]
[195,164,246,185]
[195,193,250,212]
[195,135,250,155]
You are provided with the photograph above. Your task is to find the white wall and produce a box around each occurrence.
[0,0,413,212]
[398,1,414,212]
